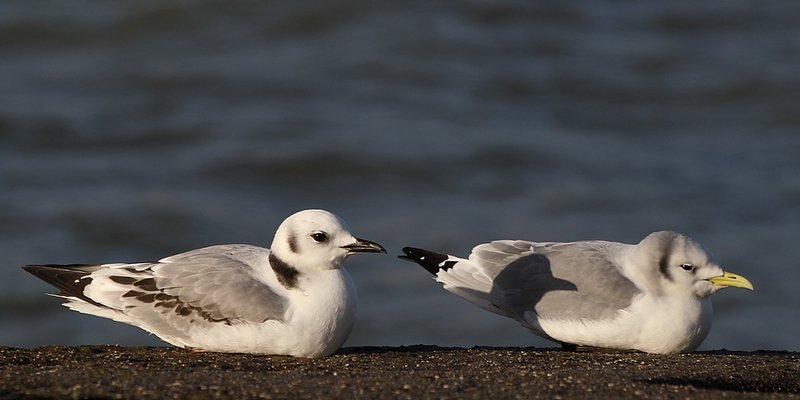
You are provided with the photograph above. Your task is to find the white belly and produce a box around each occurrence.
[181,269,357,357]
[527,295,713,354]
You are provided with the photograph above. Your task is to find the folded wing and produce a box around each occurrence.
[24,244,288,345]
[471,240,641,322]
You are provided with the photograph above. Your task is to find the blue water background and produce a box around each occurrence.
[1,1,798,351]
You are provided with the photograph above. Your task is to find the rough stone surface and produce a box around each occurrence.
[1,345,798,399]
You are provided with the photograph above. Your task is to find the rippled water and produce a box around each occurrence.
[1,1,799,351]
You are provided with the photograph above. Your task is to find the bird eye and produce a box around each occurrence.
[310,232,328,243]
[680,264,693,271]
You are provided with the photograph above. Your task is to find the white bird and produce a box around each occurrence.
[23,209,386,357]
[400,231,753,354]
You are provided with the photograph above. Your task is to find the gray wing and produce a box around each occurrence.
[473,240,640,321]
[146,244,288,324]
[114,245,287,337]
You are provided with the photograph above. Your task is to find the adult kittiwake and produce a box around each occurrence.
[400,231,752,354]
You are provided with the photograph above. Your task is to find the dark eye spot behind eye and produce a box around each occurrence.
[311,232,328,243]
[681,264,693,271]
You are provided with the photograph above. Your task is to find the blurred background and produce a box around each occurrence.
[1,1,798,352]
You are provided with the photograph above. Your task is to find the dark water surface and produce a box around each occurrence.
[1,1,799,351]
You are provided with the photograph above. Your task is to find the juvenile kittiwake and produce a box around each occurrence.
[23,209,386,357]
[400,231,753,354]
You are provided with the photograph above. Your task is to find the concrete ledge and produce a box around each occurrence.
[1,345,797,399]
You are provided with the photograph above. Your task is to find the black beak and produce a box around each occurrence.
[341,238,387,254]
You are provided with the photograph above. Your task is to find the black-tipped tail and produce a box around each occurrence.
[22,264,103,307]
[398,247,456,275]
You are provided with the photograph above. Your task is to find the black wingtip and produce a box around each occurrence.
[398,247,454,275]
[21,264,103,307]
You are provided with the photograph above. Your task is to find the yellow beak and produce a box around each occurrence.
[707,271,754,290]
